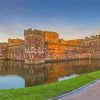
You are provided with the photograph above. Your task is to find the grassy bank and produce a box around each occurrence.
[0,70,100,100]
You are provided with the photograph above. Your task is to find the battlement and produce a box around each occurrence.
[0,28,100,64]
[24,28,59,43]
[0,42,8,45]
[44,31,59,43]
[85,35,100,40]
[8,38,24,47]
[24,28,44,36]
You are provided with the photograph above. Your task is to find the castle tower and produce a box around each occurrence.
[24,28,46,64]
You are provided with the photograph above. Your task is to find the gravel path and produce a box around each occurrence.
[58,80,100,100]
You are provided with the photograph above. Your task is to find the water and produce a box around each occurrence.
[58,74,78,81]
[0,59,100,89]
[0,75,25,89]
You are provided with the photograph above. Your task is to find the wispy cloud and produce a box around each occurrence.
[0,22,100,42]
[0,24,24,42]
[30,22,100,40]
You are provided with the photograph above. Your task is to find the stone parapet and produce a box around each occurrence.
[8,38,24,47]
[44,31,59,43]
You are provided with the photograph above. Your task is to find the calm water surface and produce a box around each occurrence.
[0,59,100,89]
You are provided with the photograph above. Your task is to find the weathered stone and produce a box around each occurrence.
[0,43,8,60]
[0,28,100,64]
[8,38,24,46]
[24,29,46,64]
[8,45,24,61]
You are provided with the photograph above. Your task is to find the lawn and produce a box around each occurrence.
[0,70,100,100]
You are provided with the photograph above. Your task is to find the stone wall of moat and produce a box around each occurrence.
[0,28,100,64]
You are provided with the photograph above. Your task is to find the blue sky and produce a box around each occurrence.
[0,0,100,42]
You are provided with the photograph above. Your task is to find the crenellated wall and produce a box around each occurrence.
[0,28,100,64]
[83,35,100,59]
[8,38,24,46]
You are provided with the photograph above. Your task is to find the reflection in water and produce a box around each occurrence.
[0,59,100,89]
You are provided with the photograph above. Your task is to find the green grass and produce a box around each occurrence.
[0,70,100,100]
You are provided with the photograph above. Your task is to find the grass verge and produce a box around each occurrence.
[0,70,100,100]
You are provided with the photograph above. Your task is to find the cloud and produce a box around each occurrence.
[0,25,11,42]
[0,24,24,42]
[0,22,100,42]
[30,22,100,40]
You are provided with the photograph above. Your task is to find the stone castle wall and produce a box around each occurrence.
[7,38,24,61]
[24,29,46,64]
[83,35,100,59]
[0,28,100,64]
[8,38,24,46]
[8,45,24,61]
[0,43,8,60]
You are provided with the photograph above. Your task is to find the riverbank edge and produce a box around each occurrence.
[1,58,100,65]
[0,70,100,100]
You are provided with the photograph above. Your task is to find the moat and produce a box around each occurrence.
[0,59,100,89]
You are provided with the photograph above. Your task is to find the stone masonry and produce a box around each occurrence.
[24,29,46,64]
[0,28,100,64]
[0,43,8,60]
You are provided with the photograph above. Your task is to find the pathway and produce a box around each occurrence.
[57,80,100,100]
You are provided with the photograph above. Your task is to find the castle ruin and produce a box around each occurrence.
[0,28,100,64]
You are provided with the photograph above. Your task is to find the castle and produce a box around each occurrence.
[0,28,100,64]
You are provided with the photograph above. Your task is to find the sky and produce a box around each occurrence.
[0,0,100,42]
